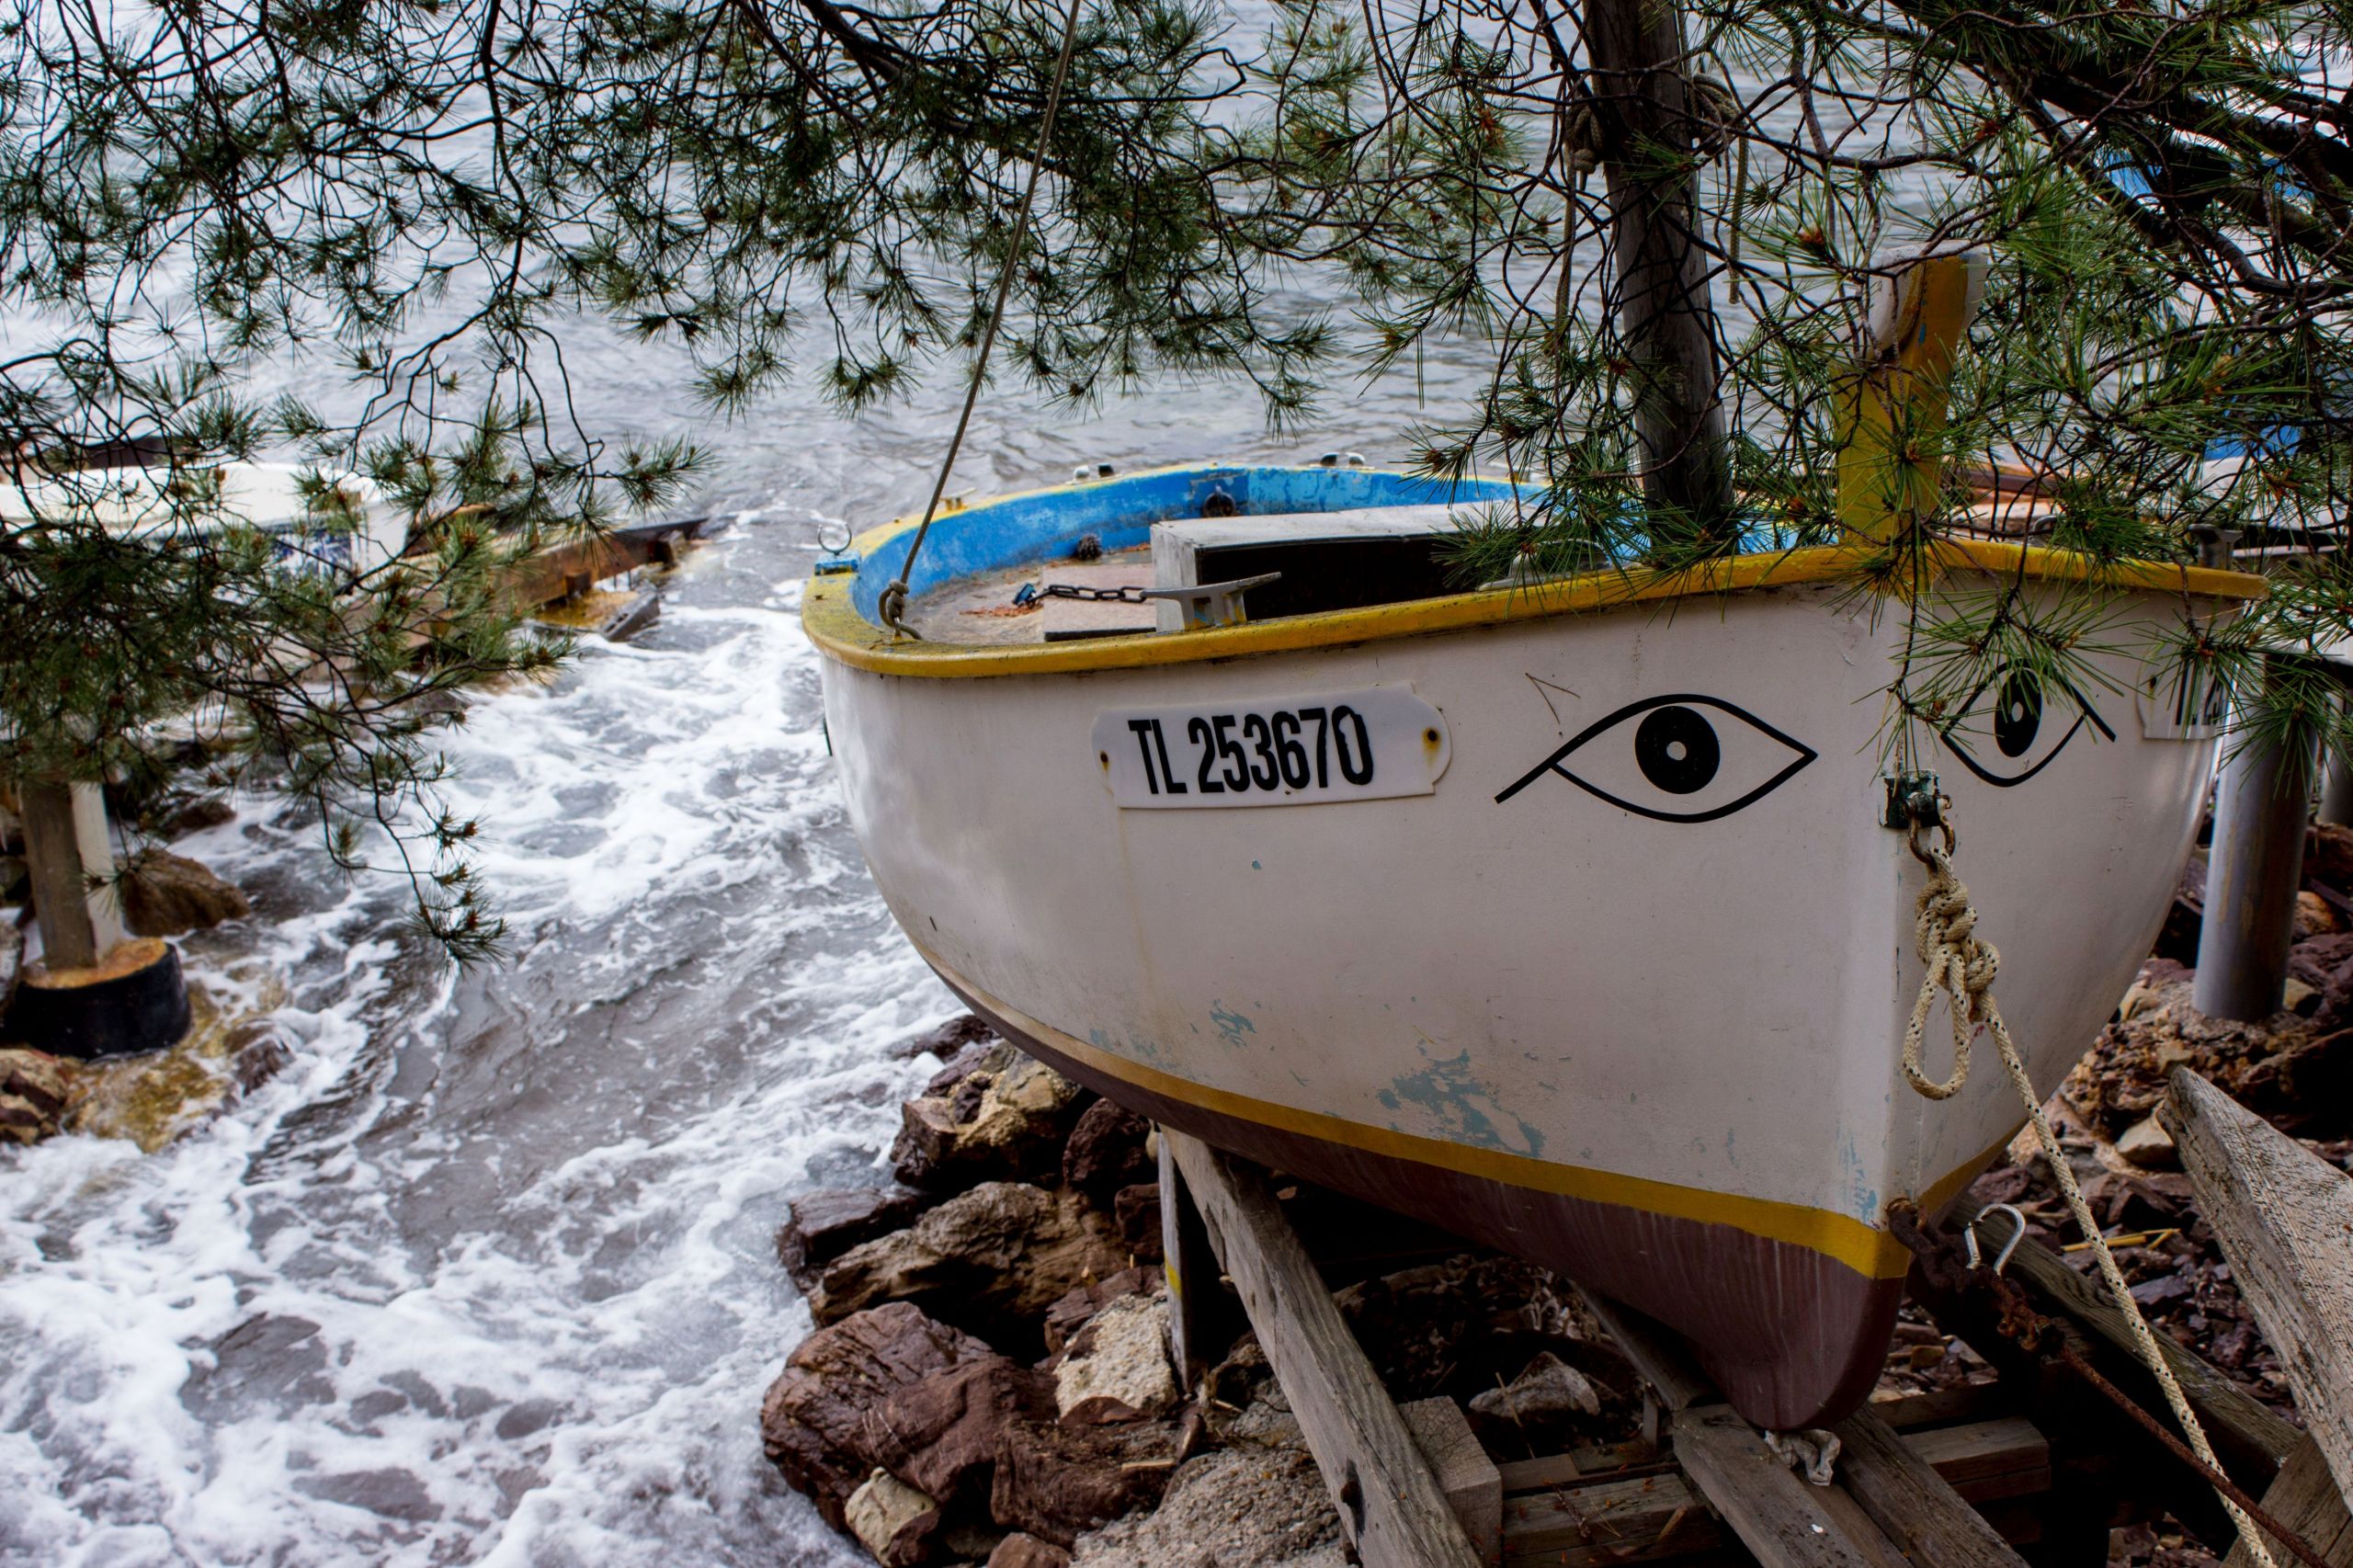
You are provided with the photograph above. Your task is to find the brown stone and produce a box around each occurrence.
[119,850,250,937]
[777,1186,934,1293]
[760,1302,998,1528]
[891,1049,1090,1190]
[0,1046,74,1120]
[1041,1267,1159,1358]
[988,1534,1071,1568]
[812,1183,1129,1355]
[1062,1100,1151,1199]
[1110,1184,1163,1264]
[760,1301,1186,1555]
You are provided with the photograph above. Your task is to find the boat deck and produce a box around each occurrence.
[904,546,1154,643]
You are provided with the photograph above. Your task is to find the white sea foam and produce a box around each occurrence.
[0,514,956,1566]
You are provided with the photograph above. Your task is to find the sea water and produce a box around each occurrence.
[0,309,1493,1563]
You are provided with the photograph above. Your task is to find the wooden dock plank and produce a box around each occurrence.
[1165,1131,1485,1568]
[1832,1407,2032,1567]
[1672,1409,1906,1568]
[2170,1067,2353,1519]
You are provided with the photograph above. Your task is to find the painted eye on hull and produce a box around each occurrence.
[1938,665,2115,787]
[1495,695,1819,823]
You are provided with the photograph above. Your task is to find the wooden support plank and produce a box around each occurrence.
[2227,1439,2353,1568]
[1403,1396,1504,1566]
[1156,1130,1222,1389]
[1671,1409,1905,1568]
[1165,1131,1485,1568]
[1898,1416,2052,1505]
[1998,1230,2302,1477]
[1574,1288,1719,1413]
[1832,1407,2032,1567]
[1503,1470,1721,1564]
[2169,1067,2353,1518]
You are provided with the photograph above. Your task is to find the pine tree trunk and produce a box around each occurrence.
[1581,0,1733,542]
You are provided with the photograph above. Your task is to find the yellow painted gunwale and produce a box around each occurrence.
[918,937,2006,1279]
[802,476,2266,679]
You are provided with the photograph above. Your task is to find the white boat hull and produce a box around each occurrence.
[809,473,2247,1424]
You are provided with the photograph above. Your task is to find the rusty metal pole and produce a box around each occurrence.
[2195,669,2314,1021]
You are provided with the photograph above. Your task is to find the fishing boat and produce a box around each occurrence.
[803,459,2261,1427]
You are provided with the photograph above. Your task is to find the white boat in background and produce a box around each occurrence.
[0,460,408,580]
[804,460,2261,1426]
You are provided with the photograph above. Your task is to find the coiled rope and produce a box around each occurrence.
[877,0,1089,639]
[1901,804,2279,1568]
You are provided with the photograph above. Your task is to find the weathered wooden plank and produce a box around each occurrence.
[1404,1396,1504,1566]
[2226,1438,2353,1568]
[1497,1442,1669,1493]
[1165,1131,1485,1568]
[1156,1131,1224,1389]
[1863,1381,2007,1433]
[2170,1067,2353,1519]
[1899,1415,2052,1504]
[1574,1288,1719,1413]
[1999,1228,2302,1475]
[1832,1407,2031,1568]
[1671,1408,1904,1568]
[1503,1470,1720,1563]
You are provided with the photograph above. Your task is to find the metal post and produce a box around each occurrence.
[2195,687,2313,1020]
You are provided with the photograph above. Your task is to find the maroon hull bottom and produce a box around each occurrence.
[943,982,1901,1429]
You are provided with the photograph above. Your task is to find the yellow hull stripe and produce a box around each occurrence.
[804,528,2263,683]
[918,939,2008,1280]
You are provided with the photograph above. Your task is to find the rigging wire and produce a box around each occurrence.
[878,0,1090,639]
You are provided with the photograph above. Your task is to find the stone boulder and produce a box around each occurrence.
[1110,1184,1162,1264]
[762,1301,1189,1560]
[1070,1447,1345,1568]
[892,1047,1091,1190]
[0,1047,74,1144]
[812,1183,1129,1355]
[762,1302,997,1530]
[1061,1100,1152,1199]
[1052,1293,1178,1425]
[1040,1267,1158,1358]
[988,1535,1071,1568]
[119,850,250,937]
[847,1469,942,1567]
[777,1185,935,1293]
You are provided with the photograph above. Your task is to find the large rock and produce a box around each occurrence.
[1070,1447,1345,1568]
[762,1302,1188,1558]
[777,1186,935,1293]
[119,850,250,937]
[812,1183,1130,1355]
[892,1047,1091,1190]
[1053,1293,1179,1424]
[1110,1184,1162,1264]
[988,1535,1071,1568]
[847,1469,942,1567]
[763,1302,997,1527]
[0,1047,74,1144]
[1041,1267,1158,1358]
[1062,1100,1152,1199]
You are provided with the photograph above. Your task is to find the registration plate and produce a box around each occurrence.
[1091,687,1451,808]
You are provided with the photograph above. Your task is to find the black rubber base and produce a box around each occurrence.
[4,943,191,1061]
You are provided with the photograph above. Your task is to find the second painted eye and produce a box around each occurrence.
[1495,695,1818,823]
[1938,665,2115,787]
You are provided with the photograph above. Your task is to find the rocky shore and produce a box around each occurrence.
[756,1025,1654,1567]
[759,823,2353,1568]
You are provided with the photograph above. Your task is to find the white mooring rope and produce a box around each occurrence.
[1902,806,2279,1568]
